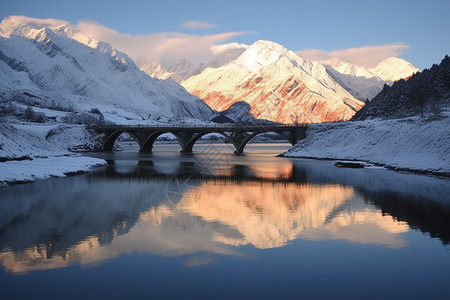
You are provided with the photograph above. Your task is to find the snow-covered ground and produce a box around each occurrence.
[282,113,450,176]
[0,122,105,187]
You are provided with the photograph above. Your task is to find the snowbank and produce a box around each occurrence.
[282,115,450,176]
[0,155,105,186]
[0,122,105,186]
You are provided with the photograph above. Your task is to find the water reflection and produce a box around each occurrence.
[0,147,449,275]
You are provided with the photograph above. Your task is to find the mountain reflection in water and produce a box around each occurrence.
[0,148,449,275]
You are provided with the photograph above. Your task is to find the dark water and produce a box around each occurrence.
[1,143,450,299]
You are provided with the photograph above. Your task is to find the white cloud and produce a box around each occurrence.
[77,20,251,66]
[295,44,411,68]
[0,15,251,66]
[207,43,249,67]
[181,20,216,30]
[0,15,66,36]
[210,42,249,55]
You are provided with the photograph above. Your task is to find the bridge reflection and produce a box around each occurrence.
[97,160,307,184]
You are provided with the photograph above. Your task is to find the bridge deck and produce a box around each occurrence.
[92,123,308,131]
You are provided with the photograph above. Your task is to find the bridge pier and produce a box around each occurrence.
[173,131,197,153]
[230,130,251,155]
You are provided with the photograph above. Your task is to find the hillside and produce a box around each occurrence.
[0,22,214,124]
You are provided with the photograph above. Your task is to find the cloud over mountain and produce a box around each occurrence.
[1,15,251,66]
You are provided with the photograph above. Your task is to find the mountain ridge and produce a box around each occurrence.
[144,41,419,105]
[182,40,364,123]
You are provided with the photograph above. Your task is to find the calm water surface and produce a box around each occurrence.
[1,143,450,299]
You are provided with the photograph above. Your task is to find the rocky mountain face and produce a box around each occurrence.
[0,21,214,124]
[352,55,450,120]
[182,40,365,123]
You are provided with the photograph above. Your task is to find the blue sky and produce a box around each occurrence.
[1,0,449,69]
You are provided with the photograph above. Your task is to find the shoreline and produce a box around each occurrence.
[0,155,106,188]
[279,154,450,178]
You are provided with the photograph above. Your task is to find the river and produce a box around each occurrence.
[1,143,450,299]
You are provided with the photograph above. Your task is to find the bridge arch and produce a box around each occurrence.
[183,131,231,153]
[234,131,296,155]
[141,131,183,152]
[103,130,142,151]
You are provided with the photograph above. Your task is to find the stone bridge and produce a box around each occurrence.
[91,124,308,155]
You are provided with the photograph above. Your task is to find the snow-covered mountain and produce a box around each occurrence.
[182,40,364,123]
[140,62,174,81]
[141,43,248,83]
[325,58,419,101]
[325,62,385,101]
[353,55,450,120]
[369,57,419,81]
[141,59,206,83]
[0,21,214,124]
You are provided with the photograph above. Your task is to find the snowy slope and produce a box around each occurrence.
[325,58,419,101]
[141,43,248,83]
[369,57,419,81]
[182,40,364,124]
[140,62,175,81]
[325,64,386,101]
[147,59,205,82]
[0,122,105,186]
[0,22,214,123]
[282,115,450,176]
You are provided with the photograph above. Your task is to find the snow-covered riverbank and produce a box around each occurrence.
[282,115,450,176]
[0,123,106,187]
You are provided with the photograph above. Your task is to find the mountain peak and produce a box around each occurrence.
[369,57,420,81]
[236,40,300,73]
